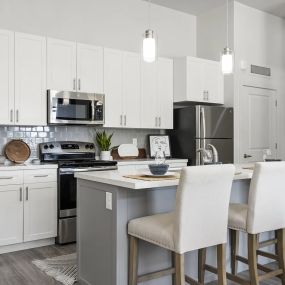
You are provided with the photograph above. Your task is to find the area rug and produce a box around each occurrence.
[32,253,77,285]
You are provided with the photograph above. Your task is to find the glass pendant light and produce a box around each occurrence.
[221,0,234,74]
[143,0,156,63]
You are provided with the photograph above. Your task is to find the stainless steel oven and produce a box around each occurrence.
[48,90,104,125]
[39,141,117,244]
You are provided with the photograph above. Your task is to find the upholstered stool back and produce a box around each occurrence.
[247,162,285,234]
[174,164,235,253]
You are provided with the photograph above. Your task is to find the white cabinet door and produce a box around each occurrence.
[0,29,14,125]
[77,43,103,93]
[15,32,47,126]
[47,38,77,91]
[122,52,141,128]
[103,48,123,128]
[239,86,277,163]
[24,182,57,242]
[157,58,173,129]
[186,57,205,102]
[141,61,157,129]
[204,61,224,104]
[0,185,23,246]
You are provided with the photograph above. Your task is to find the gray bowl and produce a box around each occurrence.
[148,164,169,175]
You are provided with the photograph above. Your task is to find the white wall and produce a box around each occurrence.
[0,0,196,58]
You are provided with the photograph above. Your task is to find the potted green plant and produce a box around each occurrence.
[96,131,117,160]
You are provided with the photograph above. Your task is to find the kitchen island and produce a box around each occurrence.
[75,165,272,285]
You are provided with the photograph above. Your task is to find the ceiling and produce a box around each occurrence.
[148,0,285,18]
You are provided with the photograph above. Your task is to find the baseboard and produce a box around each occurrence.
[0,238,55,254]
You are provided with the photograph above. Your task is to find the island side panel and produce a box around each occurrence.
[77,179,117,285]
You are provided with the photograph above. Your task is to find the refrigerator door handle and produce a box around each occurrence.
[200,107,206,149]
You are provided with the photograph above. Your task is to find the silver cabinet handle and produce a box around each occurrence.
[26,187,28,201]
[120,115,123,126]
[10,109,13,123]
[0,176,13,179]
[33,175,48,178]
[207,91,209,101]
[244,154,252,159]
[16,110,19,123]
[124,115,126,126]
[73,78,76,90]
[159,117,161,127]
[20,187,22,202]
[78,79,81,91]
[203,91,207,101]
[155,117,157,127]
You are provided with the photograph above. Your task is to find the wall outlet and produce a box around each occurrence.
[106,192,112,210]
[132,138,138,147]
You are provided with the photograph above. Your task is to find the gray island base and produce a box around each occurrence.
[76,168,275,285]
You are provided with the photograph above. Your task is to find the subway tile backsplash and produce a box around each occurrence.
[0,126,160,158]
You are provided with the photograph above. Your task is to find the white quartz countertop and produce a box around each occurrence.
[0,162,58,170]
[116,158,188,166]
[75,164,253,190]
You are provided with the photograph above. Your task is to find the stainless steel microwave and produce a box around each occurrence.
[48,90,104,125]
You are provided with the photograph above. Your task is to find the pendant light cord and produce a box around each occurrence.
[148,0,151,29]
[226,0,229,47]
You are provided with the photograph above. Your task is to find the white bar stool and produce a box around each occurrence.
[128,164,235,285]
[226,162,285,285]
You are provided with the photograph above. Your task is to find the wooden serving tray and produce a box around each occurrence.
[111,148,147,160]
[123,173,180,181]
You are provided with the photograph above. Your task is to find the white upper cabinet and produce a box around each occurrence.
[141,58,174,129]
[174,56,224,104]
[47,38,77,91]
[77,43,103,93]
[141,61,158,129]
[47,38,103,93]
[15,32,47,126]
[0,29,14,125]
[157,58,173,129]
[103,48,123,128]
[104,49,141,128]
[122,52,141,128]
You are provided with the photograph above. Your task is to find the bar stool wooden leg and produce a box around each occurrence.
[230,229,239,275]
[248,234,259,285]
[277,229,285,285]
[198,248,206,284]
[175,253,185,285]
[129,236,139,285]
[217,244,227,285]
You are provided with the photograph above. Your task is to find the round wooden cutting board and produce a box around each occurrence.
[5,140,31,164]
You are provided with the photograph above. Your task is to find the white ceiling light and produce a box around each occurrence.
[221,0,234,74]
[143,0,157,63]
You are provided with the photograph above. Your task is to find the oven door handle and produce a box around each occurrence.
[60,166,117,174]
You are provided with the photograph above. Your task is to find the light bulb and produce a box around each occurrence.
[143,29,156,63]
[221,47,234,74]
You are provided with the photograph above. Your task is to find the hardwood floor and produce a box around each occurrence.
[0,244,76,285]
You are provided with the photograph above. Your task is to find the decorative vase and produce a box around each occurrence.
[100,151,111,161]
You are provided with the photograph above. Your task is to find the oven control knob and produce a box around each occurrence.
[43,144,49,150]
[90,145,94,149]
[49,144,54,149]
[85,144,90,149]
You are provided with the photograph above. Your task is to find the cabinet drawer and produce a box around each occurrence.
[0,171,23,186]
[24,169,57,184]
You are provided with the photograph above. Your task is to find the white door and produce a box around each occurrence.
[47,38,77,91]
[0,29,14,125]
[15,32,47,126]
[122,52,141,128]
[157,58,173,129]
[141,61,158,129]
[239,86,277,163]
[186,57,205,102]
[77,43,103,93]
[0,185,23,246]
[204,61,224,104]
[24,182,57,242]
[103,48,123,128]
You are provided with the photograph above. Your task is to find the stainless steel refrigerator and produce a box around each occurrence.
[168,105,234,165]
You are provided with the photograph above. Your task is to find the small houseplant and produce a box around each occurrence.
[96,131,117,160]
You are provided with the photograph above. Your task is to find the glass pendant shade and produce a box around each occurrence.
[143,29,156,63]
[221,47,234,74]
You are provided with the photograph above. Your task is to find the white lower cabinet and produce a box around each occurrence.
[0,185,23,246]
[0,168,57,248]
[24,182,57,242]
